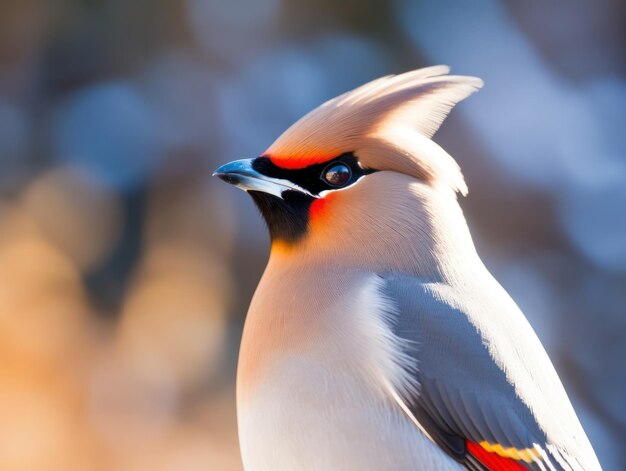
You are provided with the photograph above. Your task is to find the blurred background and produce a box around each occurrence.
[0,0,624,469]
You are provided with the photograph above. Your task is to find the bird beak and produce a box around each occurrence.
[213,159,313,199]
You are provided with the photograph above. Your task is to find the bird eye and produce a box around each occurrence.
[322,163,352,187]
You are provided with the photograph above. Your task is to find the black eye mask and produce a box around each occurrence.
[251,153,375,196]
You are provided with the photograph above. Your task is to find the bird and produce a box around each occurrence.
[214,66,602,471]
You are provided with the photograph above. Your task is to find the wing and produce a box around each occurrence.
[380,273,602,471]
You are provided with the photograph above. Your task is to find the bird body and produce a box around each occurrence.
[215,66,602,471]
[238,270,460,470]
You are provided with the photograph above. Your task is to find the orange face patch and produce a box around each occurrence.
[309,196,328,220]
[309,192,339,229]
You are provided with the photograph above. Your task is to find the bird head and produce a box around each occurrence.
[215,66,482,270]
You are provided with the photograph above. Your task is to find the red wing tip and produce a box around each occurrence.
[466,441,527,471]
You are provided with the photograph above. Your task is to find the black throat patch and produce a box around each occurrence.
[249,190,314,244]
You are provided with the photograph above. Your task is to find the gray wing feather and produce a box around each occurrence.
[381,273,601,471]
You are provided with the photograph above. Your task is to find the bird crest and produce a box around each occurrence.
[265,66,482,195]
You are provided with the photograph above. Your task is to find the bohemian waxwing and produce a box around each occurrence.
[214,66,602,471]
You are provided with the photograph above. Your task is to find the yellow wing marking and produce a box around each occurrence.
[478,441,542,463]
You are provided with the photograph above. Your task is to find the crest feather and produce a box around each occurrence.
[265,66,483,193]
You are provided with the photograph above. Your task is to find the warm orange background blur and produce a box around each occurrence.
[0,1,624,470]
